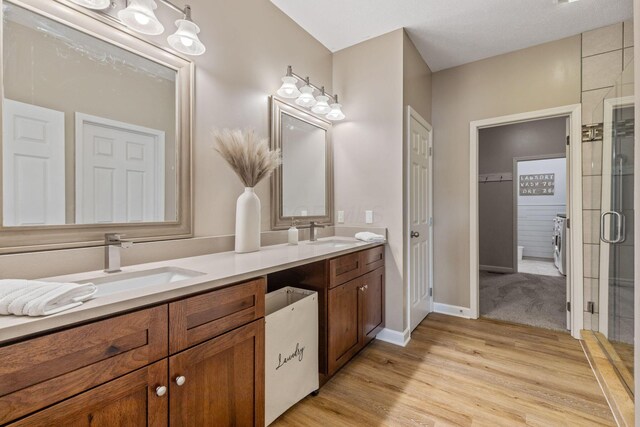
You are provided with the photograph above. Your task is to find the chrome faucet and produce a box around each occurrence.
[308,221,325,242]
[104,233,134,273]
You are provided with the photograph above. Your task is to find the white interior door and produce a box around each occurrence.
[2,99,66,226]
[75,113,165,224]
[408,107,433,331]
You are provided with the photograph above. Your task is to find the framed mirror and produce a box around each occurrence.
[270,97,333,229]
[0,0,193,253]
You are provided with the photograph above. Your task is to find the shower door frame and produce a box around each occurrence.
[599,95,635,336]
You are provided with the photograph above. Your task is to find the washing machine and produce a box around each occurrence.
[553,214,567,276]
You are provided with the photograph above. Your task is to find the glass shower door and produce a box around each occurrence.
[599,99,635,389]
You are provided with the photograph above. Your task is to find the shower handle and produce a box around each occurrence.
[600,211,625,244]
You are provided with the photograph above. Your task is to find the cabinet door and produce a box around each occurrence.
[0,305,168,425]
[169,319,265,427]
[327,278,362,375]
[361,267,385,346]
[8,360,168,427]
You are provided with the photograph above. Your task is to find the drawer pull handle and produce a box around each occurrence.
[175,375,186,386]
[155,386,167,397]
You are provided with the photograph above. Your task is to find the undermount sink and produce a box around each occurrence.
[84,267,206,298]
[307,239,356,248]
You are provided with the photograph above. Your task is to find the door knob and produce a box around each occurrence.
[155,386,167,397]
[410,231,420,238]
[175,375,186,386]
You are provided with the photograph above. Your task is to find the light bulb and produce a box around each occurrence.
[296,85,317,108]
[70,0,110,9]
[326,103,345,121]
[277,76,300,99]
[117,0,164,35]
[134,12,150,25]
[168,19,206,56]
[312,95,331,115]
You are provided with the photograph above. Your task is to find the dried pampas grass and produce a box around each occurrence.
[213,129,281,188]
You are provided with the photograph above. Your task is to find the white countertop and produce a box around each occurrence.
[0,237,384,344]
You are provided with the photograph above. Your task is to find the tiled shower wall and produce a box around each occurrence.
[581,21,634,330]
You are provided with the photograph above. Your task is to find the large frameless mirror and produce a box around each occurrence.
[0,0,193,253]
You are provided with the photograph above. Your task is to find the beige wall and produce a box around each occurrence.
[431,36,581,307]
[403,33,432,123]
[0,0,332,276]
[333,29,432,334]
[333,29,405,332]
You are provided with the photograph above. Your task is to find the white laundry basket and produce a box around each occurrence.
[265,287,319,426]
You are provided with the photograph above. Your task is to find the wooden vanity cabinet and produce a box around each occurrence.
[267,244,385,382]
[0,278,266,427]
[327,266,385,375]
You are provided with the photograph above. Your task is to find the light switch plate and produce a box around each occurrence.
[365,210,373,224]
[337,210,345,223]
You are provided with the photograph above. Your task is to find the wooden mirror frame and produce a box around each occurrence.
[0,0,193,254]
[270,96,333,230]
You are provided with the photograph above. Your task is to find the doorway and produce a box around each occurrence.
[469,104,583,338]
[406,106,433,332]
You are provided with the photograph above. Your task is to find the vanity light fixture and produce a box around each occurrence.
[277,66,302,99]
[69,0,111,10]
[295,78,317,108]
[117,0,164,35]
[278,66,346,121]
[72,0,207,56]
[326,96,346,121]
[311,87,332,115]
[167,5,206,55]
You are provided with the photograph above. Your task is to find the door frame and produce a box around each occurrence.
[469,104,584,339]
[599,95,635,336]
[512,153,567,272]
[75,112,166,224]
[405,106,434,332]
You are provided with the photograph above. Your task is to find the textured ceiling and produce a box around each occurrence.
[270,0,633,71]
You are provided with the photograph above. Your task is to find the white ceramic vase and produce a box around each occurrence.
[235,187,261,253]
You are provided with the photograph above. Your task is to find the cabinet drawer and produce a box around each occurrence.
[360,245,384,274]
[328,252,361,288]
[7,360,168,427]
[169,278,265,353]
[0,305,168,425]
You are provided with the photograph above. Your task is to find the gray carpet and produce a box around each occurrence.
[480,271,567,331]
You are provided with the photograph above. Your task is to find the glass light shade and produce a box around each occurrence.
[311,95,331,114]
[70,0,110,9]
[168,19,206,56]
[117,0,164,35]
[295,85,317,108]
[277,76,300,98]
[326,103,345,121]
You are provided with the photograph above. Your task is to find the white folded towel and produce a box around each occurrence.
[0,280,97,317]
[355,232,386,243]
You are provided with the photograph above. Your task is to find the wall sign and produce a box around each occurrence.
[519,173,555,196]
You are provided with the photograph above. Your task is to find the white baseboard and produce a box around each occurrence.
[479,264,514,274]
[434,303,472,319]
[376,327,411,347]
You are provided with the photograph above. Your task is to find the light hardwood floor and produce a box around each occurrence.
[272,313,615,426]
